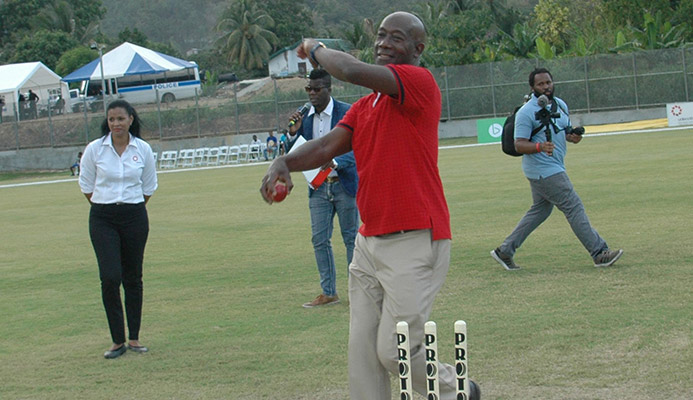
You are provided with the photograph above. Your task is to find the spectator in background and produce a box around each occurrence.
[18,93,27,119]
[250,134,262,161]
[264,131,278,160]
[279,130,289,155]
[53,95,65,115]
[250,135,261,147]
[28,89,39,119]
[70,151,83,176]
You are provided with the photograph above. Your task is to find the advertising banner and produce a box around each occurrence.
[666,102,693,126]
[476,117,506,143]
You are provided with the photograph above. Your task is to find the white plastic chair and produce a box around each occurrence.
[159,151,177,169]
[248,143,261,162]
[207,147,220,166]
[238,144,249,162]
[228,145,241,164]
[178,149,195,168]
[194,147,209,167]
[217,145,229,164]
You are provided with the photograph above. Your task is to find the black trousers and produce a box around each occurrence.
[89,203,149,344]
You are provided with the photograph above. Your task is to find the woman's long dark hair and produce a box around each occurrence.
[100,99,143,138]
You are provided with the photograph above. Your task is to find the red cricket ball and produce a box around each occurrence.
[273,182,288,202]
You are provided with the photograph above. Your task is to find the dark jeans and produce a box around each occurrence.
[89,203,149,344]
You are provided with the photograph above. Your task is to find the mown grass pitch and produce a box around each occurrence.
[1,129,691,399]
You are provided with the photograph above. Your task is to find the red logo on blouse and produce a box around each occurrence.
[133,155,139,162]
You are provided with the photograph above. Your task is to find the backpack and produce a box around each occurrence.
[501,101,558,157]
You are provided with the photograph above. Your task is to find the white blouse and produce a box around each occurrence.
[79,133,158,204]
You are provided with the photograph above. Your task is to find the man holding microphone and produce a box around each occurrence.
[286,68,359,309]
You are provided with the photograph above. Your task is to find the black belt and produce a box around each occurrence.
[375,229,417,238]
[94,202,143,207]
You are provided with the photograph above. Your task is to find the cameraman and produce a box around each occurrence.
[491,67,623,270]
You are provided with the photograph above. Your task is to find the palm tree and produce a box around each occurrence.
[500,22,538,58]
[215,0,278,71]
[32,0,99,45]
[33,0,75,33]
[342,18,376,63]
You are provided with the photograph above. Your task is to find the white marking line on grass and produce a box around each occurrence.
[438,125,691,151]
[0,161,271,189]
[1,125,688,190]
[0,178,80,188]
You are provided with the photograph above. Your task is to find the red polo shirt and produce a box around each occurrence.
[337,64,451,240]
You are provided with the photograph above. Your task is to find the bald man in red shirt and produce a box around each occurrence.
[260,12,480,400]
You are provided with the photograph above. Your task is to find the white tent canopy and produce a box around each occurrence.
[62,42,198,82]
[0,62,68,118]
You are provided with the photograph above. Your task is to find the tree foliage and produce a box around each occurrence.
[499,22,538,59]
[55,46,97,76]
[611,11,687,52]
[215,0,279,71]
[100,0,222,53]
[117,28,150,48]
[0,0,45,41]
[0,0,103,63]
[533,0,571,49]
[32,0,104,40]
[262,0,315,47]
[601,0,674,29]
[415,0,524,66]
[342,18,377,63]
[10,29,79,69]
[3,0,693,77]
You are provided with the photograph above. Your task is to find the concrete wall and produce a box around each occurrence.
[0,132,266,172]
[0,107,667,172]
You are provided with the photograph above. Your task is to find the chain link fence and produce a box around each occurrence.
[1,47,690,151]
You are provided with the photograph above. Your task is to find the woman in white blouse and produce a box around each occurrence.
[79,100,158,359]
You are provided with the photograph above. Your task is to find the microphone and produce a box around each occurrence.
[536,94,552,144]
[537,94,549,108]
[288,102,311,127]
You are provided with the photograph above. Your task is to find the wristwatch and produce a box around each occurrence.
[310,42,326,67]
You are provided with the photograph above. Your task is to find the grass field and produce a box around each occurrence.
[1,130,691,400]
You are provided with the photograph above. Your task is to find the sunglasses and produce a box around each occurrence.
[304,86,329,93]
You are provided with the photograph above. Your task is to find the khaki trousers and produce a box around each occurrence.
[348,230,458,400]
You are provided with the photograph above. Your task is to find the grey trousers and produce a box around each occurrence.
[500,172,607,259]
[348,230,459,400]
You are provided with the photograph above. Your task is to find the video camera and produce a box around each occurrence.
[534,107,560,126]
[534,94,560,127]
[565,126,585,135]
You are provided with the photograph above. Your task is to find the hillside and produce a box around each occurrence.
[100,0,538,54]
[100,0,226,52]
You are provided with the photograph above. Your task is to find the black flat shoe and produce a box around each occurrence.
[127,344,148,353]
[104,345,127,359]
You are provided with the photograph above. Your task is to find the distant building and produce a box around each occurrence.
[268,39,353,78]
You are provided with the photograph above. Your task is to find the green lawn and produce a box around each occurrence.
[1,130,691,399]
